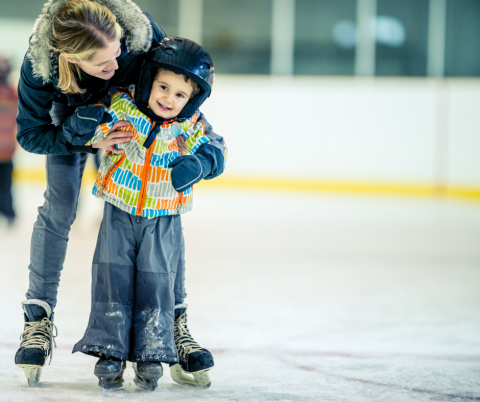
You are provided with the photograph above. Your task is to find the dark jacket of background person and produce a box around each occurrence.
[16,0,166,156]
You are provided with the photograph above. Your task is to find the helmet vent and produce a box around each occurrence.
[202,63,211,70]
[163,47,176,55]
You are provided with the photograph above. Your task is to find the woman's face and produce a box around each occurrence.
[65,39,121,80]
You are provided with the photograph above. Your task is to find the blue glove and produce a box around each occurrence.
[169,154,210,192]
[63,105,112,145]
[168,144,225,192]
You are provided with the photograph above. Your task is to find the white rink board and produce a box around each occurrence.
[0,184,479,401]
[200,75,480,187]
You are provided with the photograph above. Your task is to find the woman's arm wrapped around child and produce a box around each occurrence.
[62,87,136,149]
[62,104,113,147]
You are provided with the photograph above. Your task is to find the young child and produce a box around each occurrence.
[62,38,226,391]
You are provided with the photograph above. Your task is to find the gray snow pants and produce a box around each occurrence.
[25,101,187,319]
[73,203,180,363]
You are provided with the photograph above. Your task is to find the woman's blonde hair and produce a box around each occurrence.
[53,0,122,94]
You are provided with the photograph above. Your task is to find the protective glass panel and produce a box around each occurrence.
[445,0,480,76]
[294,0,357,75]
[135,0,179,37]
[375,0,429,76]
[203,0,272,74]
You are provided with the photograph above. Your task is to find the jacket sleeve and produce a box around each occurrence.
[195,111,227,180]
[16,53,95,155]
[63,86,131,146]
[63,105,113,146]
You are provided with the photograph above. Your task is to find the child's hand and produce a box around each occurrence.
[91,121,134,154]
[176,136,188,156]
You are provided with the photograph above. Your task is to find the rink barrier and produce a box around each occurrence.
[12,168,480,201]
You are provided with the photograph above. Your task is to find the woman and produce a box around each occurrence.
[14,0,224,388]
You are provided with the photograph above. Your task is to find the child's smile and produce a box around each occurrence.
[158,102,172,111]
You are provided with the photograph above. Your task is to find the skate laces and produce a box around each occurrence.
[19,318,58,364]
[174,313,202,358]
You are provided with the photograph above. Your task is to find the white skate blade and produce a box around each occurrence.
[18,365,42,386]
[170,364,211,389]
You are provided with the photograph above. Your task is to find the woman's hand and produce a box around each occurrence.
[91,121,133,154]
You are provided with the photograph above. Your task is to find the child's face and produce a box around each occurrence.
[148,70,194,120]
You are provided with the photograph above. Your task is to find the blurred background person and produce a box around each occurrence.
[0,56,17,227]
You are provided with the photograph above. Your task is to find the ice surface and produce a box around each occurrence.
[1,183,479,401]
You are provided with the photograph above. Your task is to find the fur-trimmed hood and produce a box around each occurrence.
[27,0,153,83]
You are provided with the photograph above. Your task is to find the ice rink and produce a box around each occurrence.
[1,183,479,402]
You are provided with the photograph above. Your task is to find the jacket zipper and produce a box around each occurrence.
[136,134,156,217]
[101,122,181,217]
[99,154,126,196]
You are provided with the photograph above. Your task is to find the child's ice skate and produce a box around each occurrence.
[94,356,126,390]
[15,300,57,386]
[169,305,214,389]
[133,362,163,391]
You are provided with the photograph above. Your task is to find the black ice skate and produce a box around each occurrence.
[169,305,214,388]
[94,356,126,390]
[133,362,163,391]
[15,300,57,386]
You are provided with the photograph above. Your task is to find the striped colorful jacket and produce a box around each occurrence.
[64,85,224,218]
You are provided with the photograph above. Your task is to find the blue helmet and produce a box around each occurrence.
[135,37,215,122]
